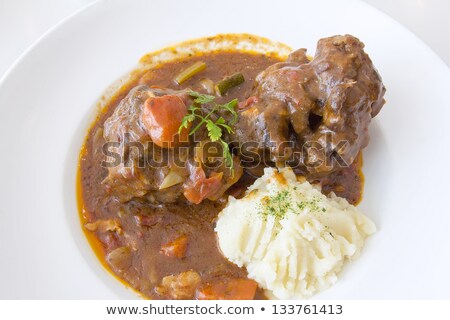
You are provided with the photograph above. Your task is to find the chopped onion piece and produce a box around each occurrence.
[106,246,132,272]
[159,170,184,189]
[199,78,215,95]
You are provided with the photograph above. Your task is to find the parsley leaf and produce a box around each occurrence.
[216,117,233,134]
[179,91,239,176]
[220,140,233,168]
[206,120,222,142]
[220,99,239,124]
[189,91,215,104]
[188,104,200,112]
[178,113,195,133]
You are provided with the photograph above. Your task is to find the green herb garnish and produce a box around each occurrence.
[259,190,292,220]
[257,189,327,220]
[178,91,238,175]
[296,196,326,213]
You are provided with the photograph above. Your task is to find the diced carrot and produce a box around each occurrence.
[160,235,189,258]
[196,278,258,300]
[183,168,223,204]
[141,95,190,148]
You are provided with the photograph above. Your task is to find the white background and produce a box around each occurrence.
[1,0,450,78]
[1,300,450,319]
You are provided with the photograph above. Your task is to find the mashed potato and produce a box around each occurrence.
[215,167,375,299]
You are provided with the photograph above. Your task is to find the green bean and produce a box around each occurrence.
[174,61,206,85]
[215,73,245,96]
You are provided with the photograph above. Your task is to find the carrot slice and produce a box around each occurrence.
[141,95,190,148]
[196,278,258,300]
[160,235,188,258]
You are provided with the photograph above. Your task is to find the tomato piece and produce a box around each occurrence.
[238,96,258,110]
[160,235,188,258]
[196,278,258,300]
[141,95,190,148]
[183,168,223,204]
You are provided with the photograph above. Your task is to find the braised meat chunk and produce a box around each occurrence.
[102,85,242,204]
[102,85,191,203]
[234,35,386,176]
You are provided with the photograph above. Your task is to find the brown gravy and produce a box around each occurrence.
[78,51,363,299]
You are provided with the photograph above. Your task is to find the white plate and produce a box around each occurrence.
[1,0,449,299]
